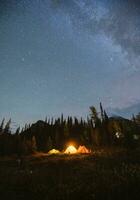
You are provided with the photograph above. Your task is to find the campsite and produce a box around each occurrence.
[0,1,140,199]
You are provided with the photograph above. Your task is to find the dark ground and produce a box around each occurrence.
[0,149,140,200]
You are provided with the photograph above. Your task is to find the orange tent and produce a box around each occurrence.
[77,145,90,154]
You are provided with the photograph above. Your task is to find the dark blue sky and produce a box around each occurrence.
[0,0,140,128]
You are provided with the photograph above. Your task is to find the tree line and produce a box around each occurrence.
[0,103,140,156]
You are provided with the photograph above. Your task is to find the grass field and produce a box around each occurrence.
[0,149,140,200]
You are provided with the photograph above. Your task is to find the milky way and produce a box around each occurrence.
[0,0,140,127]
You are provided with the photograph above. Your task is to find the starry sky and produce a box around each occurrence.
[0,0,140,128]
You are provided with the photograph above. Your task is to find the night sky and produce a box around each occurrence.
[0,0,140,128]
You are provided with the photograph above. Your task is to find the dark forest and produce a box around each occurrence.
[0,103,140,156]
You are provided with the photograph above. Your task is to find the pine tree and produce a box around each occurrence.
[61,114,64,124]
[90,106,101,127]
[45,116,48,123]
[0,118,5,133]
[100,102,104,122]
[4,119,11,134]
[15,127,20,135]
[104,110,109,121]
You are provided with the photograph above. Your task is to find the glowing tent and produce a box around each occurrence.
[64,145,77,154]
[48,149,60,154]
[77,146,90,154]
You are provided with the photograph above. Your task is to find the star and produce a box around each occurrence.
[21,57,25,62]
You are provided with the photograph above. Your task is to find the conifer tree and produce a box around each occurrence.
[0,118,5,133]
[15,127,20,135]
[4,119,11,134]
[90,106,101,127]
[100,102,104,122]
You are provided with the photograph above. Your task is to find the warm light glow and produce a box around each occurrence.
[48,149,60,154]
[77,146,90,154]
[64,145,77,154]
[48,145,91,155]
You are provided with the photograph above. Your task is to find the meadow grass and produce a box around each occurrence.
[0,148,140,200]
